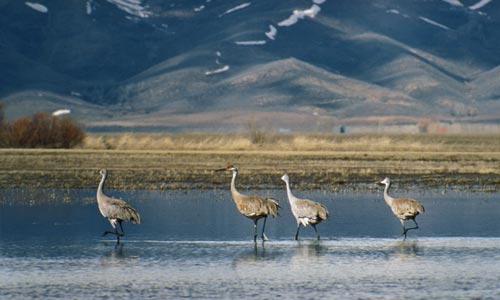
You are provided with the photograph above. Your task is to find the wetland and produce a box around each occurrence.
[0,133,499,191]
[1,132,500,299]
[1,189,500,299]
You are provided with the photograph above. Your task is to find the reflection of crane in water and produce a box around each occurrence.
[281,174,329,240]
[379,177,425,240]
[217,165,280,242]
[97,169,141,244]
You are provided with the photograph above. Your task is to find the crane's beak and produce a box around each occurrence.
[215,168,227,172]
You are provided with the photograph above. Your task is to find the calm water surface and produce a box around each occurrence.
[1,188,500,299]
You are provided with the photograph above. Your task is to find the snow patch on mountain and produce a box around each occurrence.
[52,109,71,117]
[469,0,493,10]
[106,0,151,18]
[386,9,410,18]
[230,1,327,45]
[220,3,251,17]
[278,4,321,27]
[265,25,277,40]
[235,40,266,45]
[419,16,450,30]
[442,0,463,6]
[86,1,93,15]
[205,65,230,76]
[25,2,48,13]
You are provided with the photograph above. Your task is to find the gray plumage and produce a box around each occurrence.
[379,177,425,240]
[97,168,141,243]
[218,165,279,242]
[281,174,329,240]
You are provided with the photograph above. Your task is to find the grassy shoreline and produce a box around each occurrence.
[0,133,499,192]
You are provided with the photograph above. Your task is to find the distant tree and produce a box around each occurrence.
[54,117,86,148]
[246,119,267,144]
[4,112,85,148]
[30,112,53,146]
[7,117,33,147]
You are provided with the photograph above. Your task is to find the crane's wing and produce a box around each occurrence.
[295,198,329,221]
[392,198,424,219]
[236,195,279,218]
[264,197,280,217]
[105,197,141,224]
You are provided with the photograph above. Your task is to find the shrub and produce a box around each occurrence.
[4,112,85,148]
[246,119,268,144]
[7,117,33,147]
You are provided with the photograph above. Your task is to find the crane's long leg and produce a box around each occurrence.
[312,224,320,240]
[400,219,407,240]
[253,219,258,243]
[118,220,125,236]
[103,230,124,237]
[103,219,124,244]
[400,218,420,240]
[103,229,122,244]
[405,218,420,233]
[411,218,419,230]
[261,216,269,241]
[295,223,301,240]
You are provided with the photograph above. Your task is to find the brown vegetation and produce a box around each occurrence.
[82,132,500,153]
[1,111,85,148]
[0,132,498,192]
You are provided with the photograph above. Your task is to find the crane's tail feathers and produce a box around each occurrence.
[266,198,280,217]
[124,206,141,224]
[317,205,329,220]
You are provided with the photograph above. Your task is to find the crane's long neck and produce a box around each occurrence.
[230,170,243,199]
[284,179,296,204]
[97,173,106,201]
[383,182,394,206]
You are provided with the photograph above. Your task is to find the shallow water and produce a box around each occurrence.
[1,189,500,299]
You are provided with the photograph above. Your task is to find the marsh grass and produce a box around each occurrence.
[84,133,255,151]
[1,132,499,191]
[83,132,500,152]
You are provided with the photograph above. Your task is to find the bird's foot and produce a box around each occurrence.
[103,231,124,237]
[261,233,269,242]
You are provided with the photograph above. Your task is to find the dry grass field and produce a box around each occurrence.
[0,132,499,191]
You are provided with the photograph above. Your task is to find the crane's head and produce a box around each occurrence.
[215,164,238,173]
[281,174,289,183]
[99,168,108,177]
[379,177,390,186]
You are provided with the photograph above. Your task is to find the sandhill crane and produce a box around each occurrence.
[217,165,280,242]
[97,169,141,244]
[281,174,329,240]
[379,177,425,240]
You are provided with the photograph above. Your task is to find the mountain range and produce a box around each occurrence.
[1,0,499,131]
